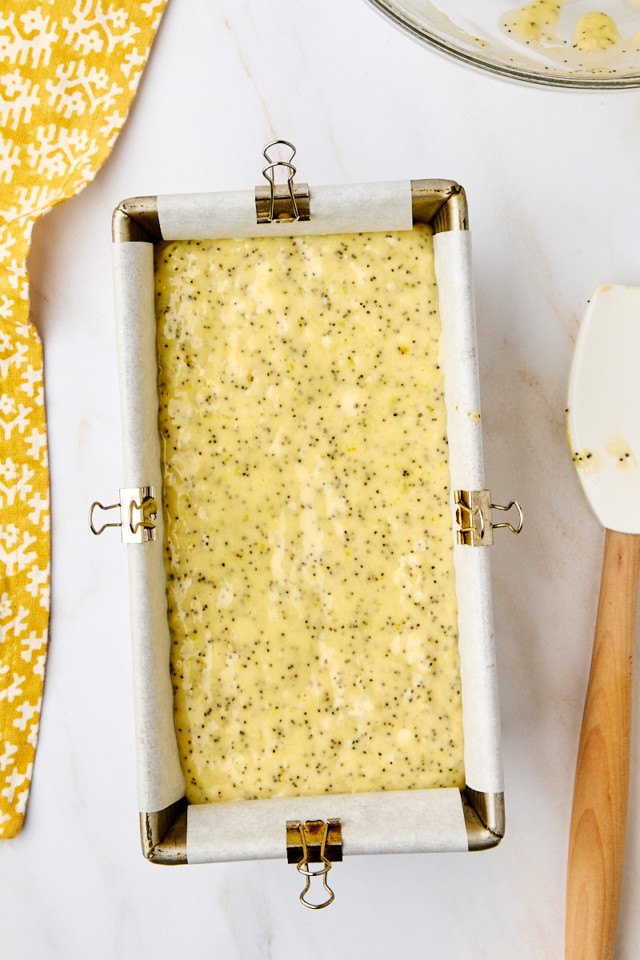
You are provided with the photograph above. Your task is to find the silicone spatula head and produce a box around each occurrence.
[567,285,640,534]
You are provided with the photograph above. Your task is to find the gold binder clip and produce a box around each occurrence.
[455,490,523,546]
[256,140,310,224]
[286,819,342,910]
[89,486,158,543]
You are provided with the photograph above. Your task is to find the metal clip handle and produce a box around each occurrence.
[256,140,310,224]
[128,495,158,537]
[88,500,122,536]
[490,499,524,536]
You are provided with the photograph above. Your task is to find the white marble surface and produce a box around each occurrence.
[3,0,640,956]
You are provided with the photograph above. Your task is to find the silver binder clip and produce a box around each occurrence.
[89,486,158,543]
[255,140,310,224]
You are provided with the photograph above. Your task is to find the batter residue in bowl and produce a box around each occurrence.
[502,0,640,64]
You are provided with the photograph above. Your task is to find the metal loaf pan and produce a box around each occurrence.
[107,175,516,879]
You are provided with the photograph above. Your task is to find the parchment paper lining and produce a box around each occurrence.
[111,180,501,858]
[435,230,502,795]
[157,181,414,240]
[112,242,185,813]
[187,788,468,863]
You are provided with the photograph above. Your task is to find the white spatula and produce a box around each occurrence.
[566,285,640,960]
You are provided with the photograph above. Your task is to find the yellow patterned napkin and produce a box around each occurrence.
[0,0,167,838]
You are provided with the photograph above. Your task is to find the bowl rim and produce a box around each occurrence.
[366,0,640,89]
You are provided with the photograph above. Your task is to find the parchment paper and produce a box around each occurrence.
[112,242,185,813]
[187,788,468,863]
[111,180,502,855]
[157,181,414,240]
[435,229,503,795]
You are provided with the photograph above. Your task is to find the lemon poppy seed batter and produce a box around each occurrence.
[502,0,640,61]
[155,226,465,804]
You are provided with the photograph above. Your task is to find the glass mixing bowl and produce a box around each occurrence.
[366,0,640,87]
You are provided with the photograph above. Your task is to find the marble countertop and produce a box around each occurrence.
[3,1,640,957]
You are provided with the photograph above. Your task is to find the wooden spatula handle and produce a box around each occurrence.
[566,528,640,960]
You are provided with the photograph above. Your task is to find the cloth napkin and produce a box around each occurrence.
[0,0,167,839]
